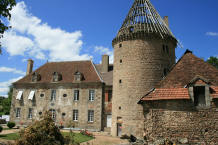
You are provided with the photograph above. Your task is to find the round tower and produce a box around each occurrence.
[111,0,177,137]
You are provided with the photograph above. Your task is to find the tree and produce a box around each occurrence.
[0,0,16,54]
[0,86,13,115]
[15,111,66,145]
[207,56,218,69]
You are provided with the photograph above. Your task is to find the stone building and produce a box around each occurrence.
[10,0,218,144]
[10,58,113,131]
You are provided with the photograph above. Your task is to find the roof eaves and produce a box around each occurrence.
[91,60,103,83]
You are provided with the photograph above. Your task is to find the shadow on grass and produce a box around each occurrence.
[0,133,19,140]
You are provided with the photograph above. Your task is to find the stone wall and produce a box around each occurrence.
[143,100,218,144]
[10,83,104,131]
[112,37,176,138]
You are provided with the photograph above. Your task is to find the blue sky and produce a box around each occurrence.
[0,0,218,97]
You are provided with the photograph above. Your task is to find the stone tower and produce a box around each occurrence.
[111,0,177,137]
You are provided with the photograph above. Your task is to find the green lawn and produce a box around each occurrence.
[0,133,19,140]
[62,132,94,143]
[0,132,93,143]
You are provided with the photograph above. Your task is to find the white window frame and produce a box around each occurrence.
[28,108,33,119]
[50,109,56,120]
[51,90,56,101]
[16,108,21,118]
[16,91,23,100]
[28,91,35,100]
[89,90,95,101]
[73,110,78,121]
[88,110,94,122]
[74,90,79,101]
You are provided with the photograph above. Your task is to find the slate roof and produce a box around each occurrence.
[95,64,113,86]
[14,61,102,84]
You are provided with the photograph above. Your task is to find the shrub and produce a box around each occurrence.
[0,126,3,132]
[7,122,16,128]
[0,119,6,124]
[14,111,66,145]
[80,130,94,138]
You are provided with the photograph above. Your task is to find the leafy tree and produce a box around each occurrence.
[15,111,66,145]
[207,56,218,69]
[0,86,13,115]
[0,0,16,54]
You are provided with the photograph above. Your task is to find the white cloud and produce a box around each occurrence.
[0,67,25,75]
[0,77,23,96]
[206,32,218,36]
[94,46,114,64]
[1,1,92,61]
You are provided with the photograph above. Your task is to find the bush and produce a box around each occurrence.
[14,111,66,145]
[0,126,3,132]
[80,130,94,138]
[0,119,6,124]
[7,122,16,128]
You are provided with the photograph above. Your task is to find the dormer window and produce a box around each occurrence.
[194,86,206,107]
[32,72,41,82]
[53,72,62,82]
[74,71,83,82]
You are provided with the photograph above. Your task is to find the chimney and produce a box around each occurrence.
[102,55,109,73]
[26,59,33,75]
[163,16,169,27]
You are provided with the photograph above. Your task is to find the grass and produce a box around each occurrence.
[0,131,94,143]
[0,133,19,140]
[62,132,94,143]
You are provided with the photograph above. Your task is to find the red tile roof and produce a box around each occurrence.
[14,61,102,84]
[141,88,190,101]
[211,86,218,99]
[156,50,218,88]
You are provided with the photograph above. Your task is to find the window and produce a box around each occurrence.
[89,90,95,101]
[108,90,112,102]
[88,110,94,122]
[163,68,168,77]
[73,110,78,121]
[129,26,134,33]
[62,113,66,119]
[28,108,33,119]
[53,72,62,82]
[194,86,206,107]
[40,93,44,97]
[74,71,83,81]
[63,94,67,97]
[120,59,122,63]
[119,80,122,84]
[39,112,42,115]
[74,90,79,101]
[162,44,169,54]
[32,72,41,82]
[49,109,56,120]
[119,43,122,48]
[16,108,21,118]
[51,90,56,101]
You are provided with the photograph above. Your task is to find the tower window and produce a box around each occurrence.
[119,106,121,110]
[120,59,122,63]
[194,86,206,107]
[63,94,67,97]
[163,68,168,77]
[119,43,122,48]
[40,93,44,98]
[119,80,122,84]
[129,27,134,33]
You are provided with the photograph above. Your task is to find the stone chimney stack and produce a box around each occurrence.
[163,16,169,27]
[26,59,33,75]
[102,55,109,73]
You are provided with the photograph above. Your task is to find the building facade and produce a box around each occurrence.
[10,0,218,144]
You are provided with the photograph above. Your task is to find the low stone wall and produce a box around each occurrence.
[143,100,218,144]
